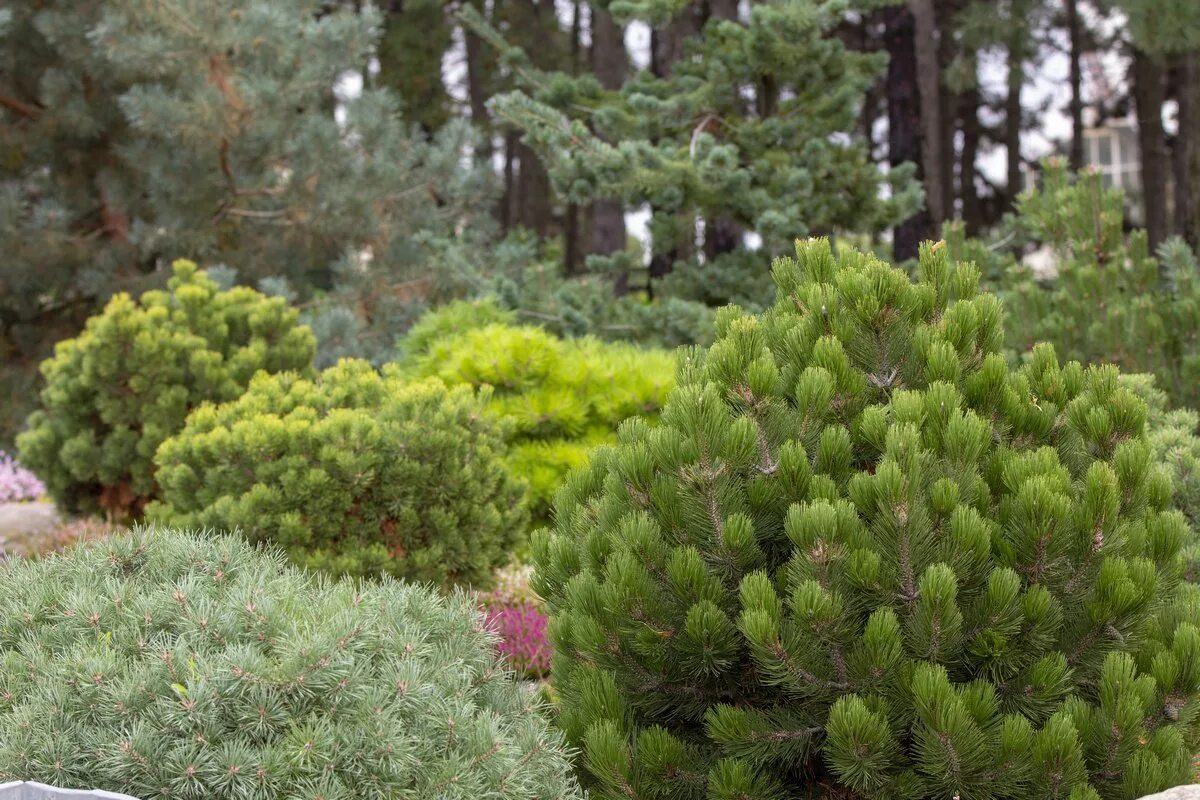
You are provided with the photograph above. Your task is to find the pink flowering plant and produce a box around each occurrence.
[0,451,45,503]
[482,600,551,679]
[480,562,552,679]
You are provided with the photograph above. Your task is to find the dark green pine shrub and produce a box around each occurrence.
[149,359,527,587]
[0,528,582,800]
[535,239,1200,800]
[398,314,675,522]
[16,261,316,518]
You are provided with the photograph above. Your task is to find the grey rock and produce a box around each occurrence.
[0,501,60,557]
[1138,787,1200,800]
[0,782,140,800]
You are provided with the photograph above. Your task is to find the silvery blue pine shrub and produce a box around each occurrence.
[534,239,1200,800]
[149,360,527,587]
[0,529,582,800]
[16,261,315,518]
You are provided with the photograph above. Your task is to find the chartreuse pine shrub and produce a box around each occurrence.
[0,528,582,800]
[534,238,1200,800]
[16,261,316,519]
[399,316,675,520]
[149,359,527,587]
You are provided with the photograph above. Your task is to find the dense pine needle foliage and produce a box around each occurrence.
[149,360,527,587]
[398,309,675,521]
[0,529,582,800]
[533,239,1200,800]
[16,261,315,519]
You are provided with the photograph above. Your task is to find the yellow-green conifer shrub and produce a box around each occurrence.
[150,360,527,588]
[0,529,582,800]
[399,317,676,520]
[17,261,315,518]
[536,239,1200,800]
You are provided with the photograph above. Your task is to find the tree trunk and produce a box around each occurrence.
[1066,0,1085,171]
[707,0,738,23]
[1004,32,1024,209]
[1172,53,1198,249]
[1187,54,1200,250]
[646,2,703,283]
[464,0,499,223]
[936,0,957,222]
[563,0,585,274]
[883,6,932,260]
[589,1,629,287]
[514,140,555,237]
[1133,47,1168,250]
[960,86,983,234]
[908,0,945,226]
[651,7,701,79]
[502,131,517,232]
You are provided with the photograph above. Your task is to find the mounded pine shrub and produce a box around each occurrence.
[149,359,527,587]
[1123,374,1200,537]
[16,261,316,518]
[535,239,1200,800]
[399,317,675,520]
[0,528,582,800]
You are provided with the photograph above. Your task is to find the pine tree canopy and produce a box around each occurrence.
[533,238,1200,800]
[461,0,922,302]
[0,0,502,417]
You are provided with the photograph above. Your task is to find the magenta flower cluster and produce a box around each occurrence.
[482,599,551,679]
[0,451,45,503]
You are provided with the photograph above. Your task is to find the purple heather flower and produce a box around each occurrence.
[0,451,45,503]
[482,599,551,679]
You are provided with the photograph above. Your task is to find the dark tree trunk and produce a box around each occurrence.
[1004,43,1023,208]
[960,86,983,234]
[707,0,738,23]
[1066,0,1085,171]
[908,0,945,225]
[1172,53,1198,249]
[463,22,493,153]
[936,0,957,222]
[563,0,585,274]
[646,2,703,283]
[589,1,629,289]
[514,140,555,236]
[1133,47,1168,250]
[883,6,933,260]
[651,7,701,79]
[701,0,746,260]
[502,130,517,232]
[464,0,499,222]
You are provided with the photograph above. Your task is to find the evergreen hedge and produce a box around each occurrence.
[533,239,1200,800]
